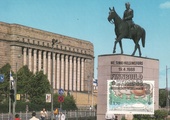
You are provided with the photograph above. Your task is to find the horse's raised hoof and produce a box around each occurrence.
[113,50,116,53]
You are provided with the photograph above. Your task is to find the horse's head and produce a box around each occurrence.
[108,7,116,23]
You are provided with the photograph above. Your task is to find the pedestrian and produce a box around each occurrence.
[9,113,13,120]
[54,108,59,120]
[105,112,115,120]
[115,115,118,120]
[55,113,59,120]
[40,108,48,120]
[15,114,21,120]
[58,112,65,120]
[89,106,92,110]
[29,111,39,120]
[58,113,61,120]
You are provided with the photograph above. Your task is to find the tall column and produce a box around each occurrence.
[65,55,69,90]
[56,54,60,89]
[77,57,81,91]
[52,52,56,89]
[43,51,47,74]
[69,56,73,91]
[61,54,65,89]
[81,58,85,91]
[47,52,51,82]
[33,49,37,74]
[38,50,42,71]
[23,48,27,65]
[73,57,77,91]
[28,48,32,71]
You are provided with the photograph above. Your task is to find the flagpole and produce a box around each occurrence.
[13,55,20,118]
[9,71,11,118]
[13,62,17,118]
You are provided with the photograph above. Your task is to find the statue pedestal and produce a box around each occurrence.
[97,54,159,120]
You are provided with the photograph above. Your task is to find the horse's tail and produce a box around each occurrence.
[141,28,146,47]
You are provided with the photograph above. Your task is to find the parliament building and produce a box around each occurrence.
[0,22,94,96]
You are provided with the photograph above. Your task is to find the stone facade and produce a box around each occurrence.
[0,21,94,92]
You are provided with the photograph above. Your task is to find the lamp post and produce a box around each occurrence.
[51,39,58,120]
[88,75,90,104]
[166,66,170,112]
[13,54,21,118]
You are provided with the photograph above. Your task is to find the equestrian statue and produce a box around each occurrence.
[108,2,146,57]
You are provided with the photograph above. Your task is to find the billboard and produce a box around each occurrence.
[107,80,154,114]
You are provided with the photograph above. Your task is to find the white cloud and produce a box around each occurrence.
[160,1,170,9]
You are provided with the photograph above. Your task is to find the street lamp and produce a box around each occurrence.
[88,76,90,104]
[51,39,58,120]
[166,66,170,112]
[13,54,21,117]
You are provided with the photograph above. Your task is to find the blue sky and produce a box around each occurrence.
[0,0,170,89]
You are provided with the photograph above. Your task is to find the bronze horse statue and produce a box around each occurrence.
[108,7,146,57]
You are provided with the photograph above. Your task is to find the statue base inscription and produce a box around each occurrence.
[97,54,159,120]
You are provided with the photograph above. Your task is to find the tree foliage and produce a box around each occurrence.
[159,89,167,108]
[28,71,50,104]
[53,93,77,111]
[17,66,51,104]
[0,64,77,111]
[0,63,11,102]
[154,109,168,119]
[17,65,33,95]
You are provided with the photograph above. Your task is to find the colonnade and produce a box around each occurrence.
[23,47,85,91]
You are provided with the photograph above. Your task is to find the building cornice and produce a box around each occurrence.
[0,21,94,58]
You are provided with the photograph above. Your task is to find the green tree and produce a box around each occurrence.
[62,95,77,110]
[0,63,11,103]
[0,64,77,111]
[27,70,50,104]
[53,93,77,110]
[154,109,168,119]
[133,114,151,120]
[159,89,167,108]
[17,65,33,101]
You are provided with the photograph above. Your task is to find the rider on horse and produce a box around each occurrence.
[123,2,134,38]
[107,4,146,57]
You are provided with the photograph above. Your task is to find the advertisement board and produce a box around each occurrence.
[107,80,154,114]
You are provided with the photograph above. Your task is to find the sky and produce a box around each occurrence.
[0,0,170,89]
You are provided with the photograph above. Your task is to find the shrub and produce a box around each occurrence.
[154,109,168,119]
